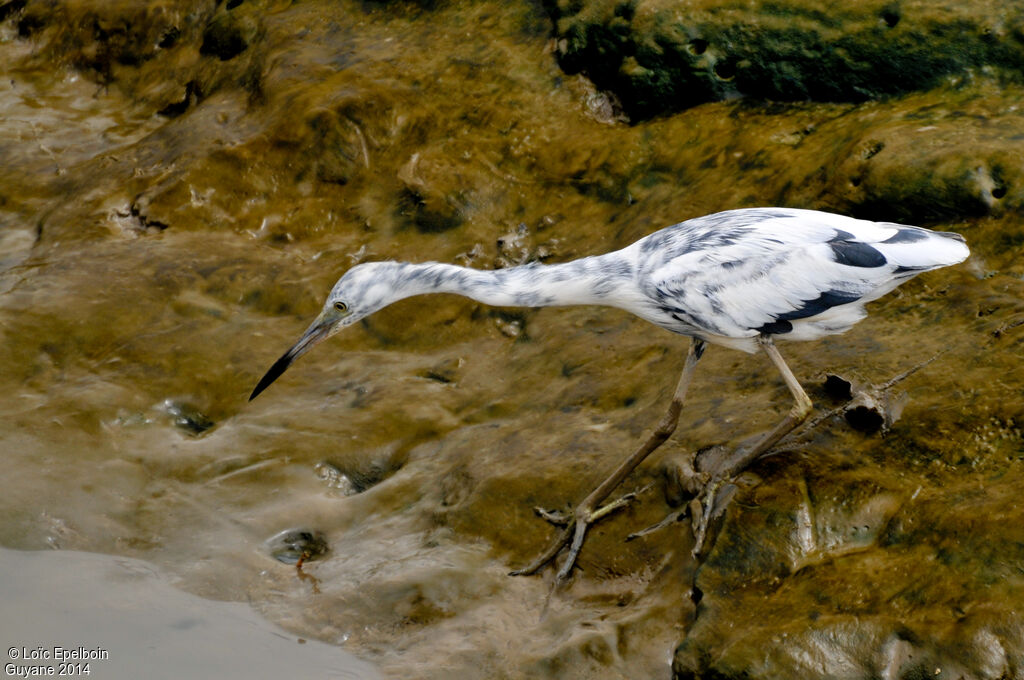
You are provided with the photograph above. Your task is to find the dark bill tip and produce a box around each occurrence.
[248,316,334,402]
[249,351,296,401]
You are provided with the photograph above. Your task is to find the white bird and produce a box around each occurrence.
[250,207,969,584]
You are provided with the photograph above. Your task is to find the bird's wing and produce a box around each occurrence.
[637,209,957,338]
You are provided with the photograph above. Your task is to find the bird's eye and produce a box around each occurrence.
[334,301,349,313]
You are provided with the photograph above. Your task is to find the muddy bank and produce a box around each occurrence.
[0,1,1022,678]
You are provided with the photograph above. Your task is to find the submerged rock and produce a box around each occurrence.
[157,398,215,436]
[265,529,330,565]
[313,452,404,495]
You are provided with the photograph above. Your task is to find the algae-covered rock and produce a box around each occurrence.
[200,3,261,62]
[787,87,1024,223]
[1,0,1024,679]
[674,462,1024,679]
[546,0,1024,118]
[4,0,264,113]
[670,332,1024,678]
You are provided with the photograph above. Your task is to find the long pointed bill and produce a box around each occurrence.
[249,315,335,401]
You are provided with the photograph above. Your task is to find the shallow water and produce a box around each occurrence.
[1,1,1023,678]
[0,547,381,679]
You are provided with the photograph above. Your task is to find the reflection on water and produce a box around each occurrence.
[0,0,1023,678]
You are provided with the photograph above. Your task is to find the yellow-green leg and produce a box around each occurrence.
[690,335,813,555]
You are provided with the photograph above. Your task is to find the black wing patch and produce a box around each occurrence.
[777,290,862,321]
[759,320,793,334]
[758,289,862,336]
[935,229,966,243]
[881,227,928,244]
[829,241,887,268]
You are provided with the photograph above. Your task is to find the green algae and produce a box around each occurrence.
[0,1,1022,678]
[548,0,1024,118]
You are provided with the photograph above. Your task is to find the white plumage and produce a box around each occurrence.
[250,207,969,583]
[622,208,968,350]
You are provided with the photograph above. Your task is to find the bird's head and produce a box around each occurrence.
[248,261,406,401]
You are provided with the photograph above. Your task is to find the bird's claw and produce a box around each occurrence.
[621,477,724,553]
[511,487,648,584]
[688,475,741,556]
[639,450,745,557]
[532,506,572,525]
[626,508,687,541]
[508,517,576,579]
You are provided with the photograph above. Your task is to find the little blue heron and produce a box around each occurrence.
[250,207,969,584]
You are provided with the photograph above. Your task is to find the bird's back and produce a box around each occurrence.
[623,208,968,351]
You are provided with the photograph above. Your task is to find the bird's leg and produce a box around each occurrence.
[717,336,813,477]
[511,338,705,584]
[690,335,812,555]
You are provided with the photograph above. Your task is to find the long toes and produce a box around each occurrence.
[553,520,591,584]
[533,506,572,525]
[626,508,688,541]
[517,488,651,582]
[510,521,575,576]
[689,477,742,557]
[707,482,738,521]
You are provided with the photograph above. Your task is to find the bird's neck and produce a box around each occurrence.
[389,254,635,309]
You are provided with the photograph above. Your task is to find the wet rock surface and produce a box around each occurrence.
[265,528,330,565]
[1,1,1023,679]
[545,0,1024,119]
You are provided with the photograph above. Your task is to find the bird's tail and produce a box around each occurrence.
[876,226,970,271]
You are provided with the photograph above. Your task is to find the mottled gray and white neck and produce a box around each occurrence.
[383,253,638,310]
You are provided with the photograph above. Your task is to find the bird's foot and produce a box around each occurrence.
[687,440,761,556]
[510,486,649,585]
[626,445,743,557]
[625,507,687,541]
[532,506,572,526]
[688,477,739,557]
